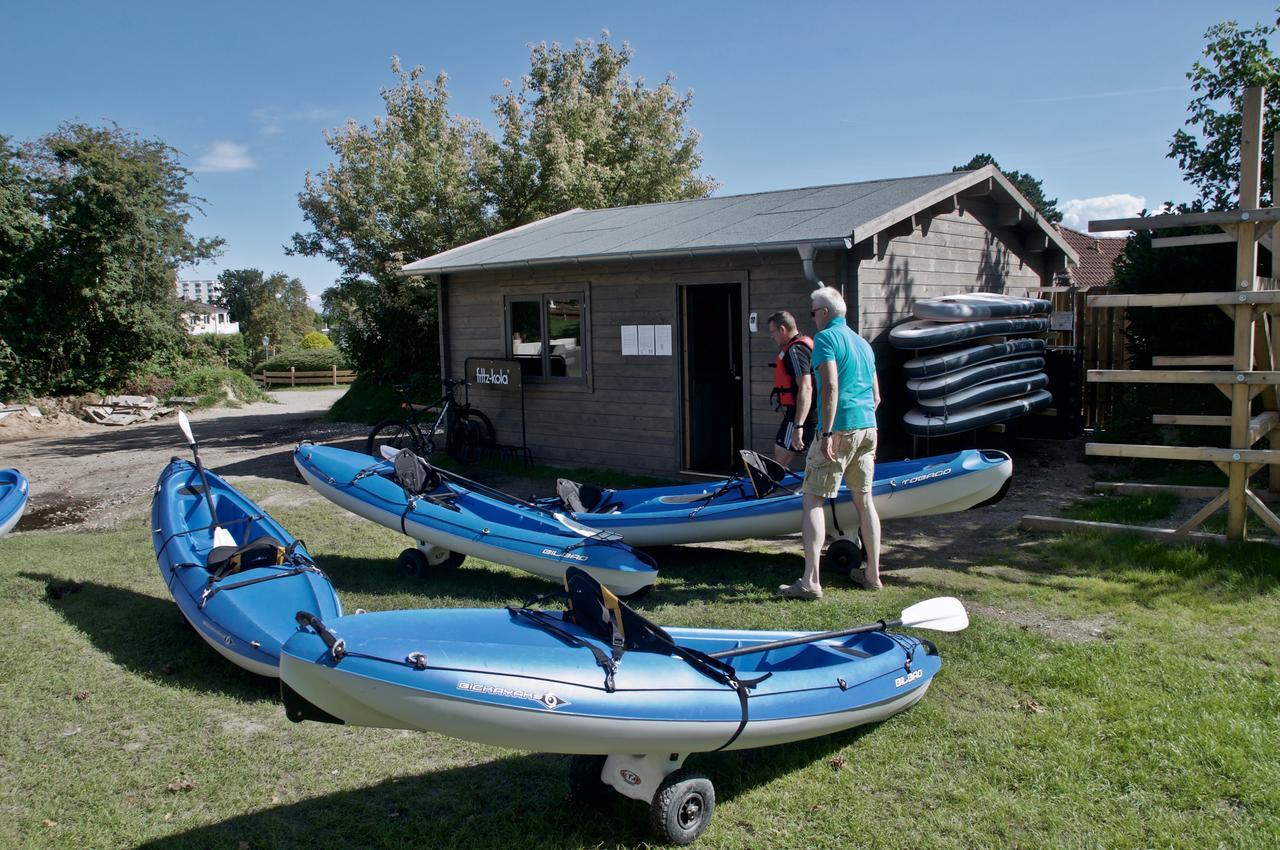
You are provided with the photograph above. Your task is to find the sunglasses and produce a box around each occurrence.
[810,307,827,317]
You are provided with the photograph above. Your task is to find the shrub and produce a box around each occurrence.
[300,331,335,349]
[258,347,350,373]
[326,372,438,424]
[187,333,251,372]
[170,365,269,408]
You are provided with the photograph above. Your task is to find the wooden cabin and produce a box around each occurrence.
[400,165,1078,475]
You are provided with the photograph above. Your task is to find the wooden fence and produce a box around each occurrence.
[1079,287,1128,427]
[254,367,357,387]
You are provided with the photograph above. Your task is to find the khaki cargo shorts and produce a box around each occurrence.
[802,427,877,499]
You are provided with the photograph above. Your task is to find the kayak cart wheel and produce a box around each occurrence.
[566,754,614,805]
[398,548,430,578]
[823,536,864,578]
[428,548,465,570]
[650,769,714,845]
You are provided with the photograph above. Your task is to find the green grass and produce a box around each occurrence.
[1,489,1278,848]
[1062,493,1180,524]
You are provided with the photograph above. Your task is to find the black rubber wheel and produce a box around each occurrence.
[446,410,495,464]
[398,548,430,578]
[432,549,466,570]
[823,536,864,578]
[650,769,715,845]
[567,755,613,805]
[366,419,421,458]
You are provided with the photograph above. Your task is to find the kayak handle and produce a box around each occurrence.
[295,611,346,661]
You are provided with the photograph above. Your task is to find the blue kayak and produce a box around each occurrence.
[541,449,1013,547]
[152,459,342,677]
[0,469,30,537]
[294,444,659,598]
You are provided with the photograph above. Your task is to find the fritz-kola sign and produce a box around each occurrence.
[467,358,522,391]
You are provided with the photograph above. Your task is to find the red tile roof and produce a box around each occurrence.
[1057,226,1127,289]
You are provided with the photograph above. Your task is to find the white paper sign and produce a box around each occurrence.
[638,325,656,356]
[621,325,638,356]
[655,324,672,356]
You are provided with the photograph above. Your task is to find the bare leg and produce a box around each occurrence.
[800,492,826,590]
[852,489,881,587]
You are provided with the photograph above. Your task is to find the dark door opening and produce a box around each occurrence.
[682,283,743,472]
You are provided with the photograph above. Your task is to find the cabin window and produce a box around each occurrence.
[505,292,587,382]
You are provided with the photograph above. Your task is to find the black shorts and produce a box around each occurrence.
[775,412,816,452]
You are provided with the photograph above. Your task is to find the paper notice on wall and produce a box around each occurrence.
[655,324,672,356]
[638,325,656,356]
[621,325,638,356]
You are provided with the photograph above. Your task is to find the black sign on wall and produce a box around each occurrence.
[466,358,523,391]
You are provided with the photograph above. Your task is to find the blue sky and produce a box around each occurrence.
[3,1,1273,303]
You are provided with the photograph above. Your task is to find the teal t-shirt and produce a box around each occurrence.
[811,315,877,431]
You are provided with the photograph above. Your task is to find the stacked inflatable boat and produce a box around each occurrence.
[889,293,1054,436]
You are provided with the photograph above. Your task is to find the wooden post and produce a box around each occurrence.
[1228,87,1264,537]
[1268,130,1280,495]
[332,364,338,386]
[290,366,296,387]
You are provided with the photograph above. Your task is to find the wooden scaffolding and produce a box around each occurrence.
[1023,86,1280,544]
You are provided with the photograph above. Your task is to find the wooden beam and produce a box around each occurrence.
[1085,443,1280,464]
[1231,87,1263,540]
[1250,411,1280,444]
[1152,355,1233,366]
[1088,206,1280,233]
[1019,515,1245,546]
[1173,488,1230,534]
[1087,291,1280,308]
[1245,488,1280,536]
[1151,414,1231,426]
[1094,482,1280,503]
[1087,369,1280,385]
[1151,232,1237,249]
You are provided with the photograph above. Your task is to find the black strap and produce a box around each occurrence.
[828,497,845,538]
[199,564,320,608]
[507,606,617,692]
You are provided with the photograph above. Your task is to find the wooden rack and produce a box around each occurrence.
[1023,86,1280,544]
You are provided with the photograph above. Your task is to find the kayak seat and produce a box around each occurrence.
[392,449,443,495]
[739,450,790,499]
[556,479,621,514]
[207,534,287,580]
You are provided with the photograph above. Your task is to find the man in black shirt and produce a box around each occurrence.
[768,311,817,469]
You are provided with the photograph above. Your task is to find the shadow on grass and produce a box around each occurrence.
[134,723,875,849]
[23,573,278,702]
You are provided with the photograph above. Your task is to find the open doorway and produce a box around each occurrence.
[681,283,744,473]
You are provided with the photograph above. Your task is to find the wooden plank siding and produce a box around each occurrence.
[440,205,1053,475]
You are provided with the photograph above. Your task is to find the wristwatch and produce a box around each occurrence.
[820,431,833,438]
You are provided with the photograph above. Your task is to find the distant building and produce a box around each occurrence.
[179,300,239,335]
[177,279,222,304]
[1056,227,1126,289]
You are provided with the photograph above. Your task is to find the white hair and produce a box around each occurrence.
[810,286,846,316]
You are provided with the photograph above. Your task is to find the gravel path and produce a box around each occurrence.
[0,389,366,532]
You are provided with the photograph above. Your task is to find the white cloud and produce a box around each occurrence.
[1061,194,1147,235]
[252,107,337,136]
[194,141,255,173]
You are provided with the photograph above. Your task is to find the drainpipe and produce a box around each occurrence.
[797,243,823,289]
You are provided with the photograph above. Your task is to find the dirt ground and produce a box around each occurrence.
[1,387,1098,581]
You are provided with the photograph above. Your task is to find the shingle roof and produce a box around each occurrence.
[1057,227,1126,289]
[401,165,1077,276]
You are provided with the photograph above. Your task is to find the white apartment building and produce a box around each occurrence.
[177,279,222,304]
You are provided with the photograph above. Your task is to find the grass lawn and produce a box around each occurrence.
[1,485,1277,849]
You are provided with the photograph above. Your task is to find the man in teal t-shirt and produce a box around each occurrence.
[778,286,881,600]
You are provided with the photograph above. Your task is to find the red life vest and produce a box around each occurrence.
[771,334,813,409]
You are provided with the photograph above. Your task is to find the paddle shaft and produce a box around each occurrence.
[186,436,222,531]
[710,618,902,660]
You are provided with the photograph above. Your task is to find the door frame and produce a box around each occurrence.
[675,272,750,475]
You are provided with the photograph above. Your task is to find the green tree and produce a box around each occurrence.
[0,137,42,396]
[1168,9,1280,209]
[215,268,316,353]
[0,123,221,397]
[482,35,716,229]
[953,153,1062,223]
[292,36,716,379]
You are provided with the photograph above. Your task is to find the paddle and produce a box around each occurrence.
[710,596,968,660]
[177,410,236,548]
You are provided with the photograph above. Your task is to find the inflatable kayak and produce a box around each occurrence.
[294,444,658,598]
[912,293,1052,322]
[152,458,342,677]
[281,567,966,843]
[903,338,1046,379]
[0,469,30,536]
[917,373,1050,414]
[888,316,1049,350]
[538,449,1013,547]
[906,356,1045,400]
[904,389,1053,436]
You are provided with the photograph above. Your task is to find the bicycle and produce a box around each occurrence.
[365,379,496,463]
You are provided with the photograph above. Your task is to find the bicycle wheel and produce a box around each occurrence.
[365,418,423,458]
[446,411,494,463]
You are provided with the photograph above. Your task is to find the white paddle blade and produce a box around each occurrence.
[378,444,401,460]
[212,526,237,548]
[177,410,196,446]
[900,596,969,632]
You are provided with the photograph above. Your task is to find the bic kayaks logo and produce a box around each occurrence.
[457,682,572,711]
